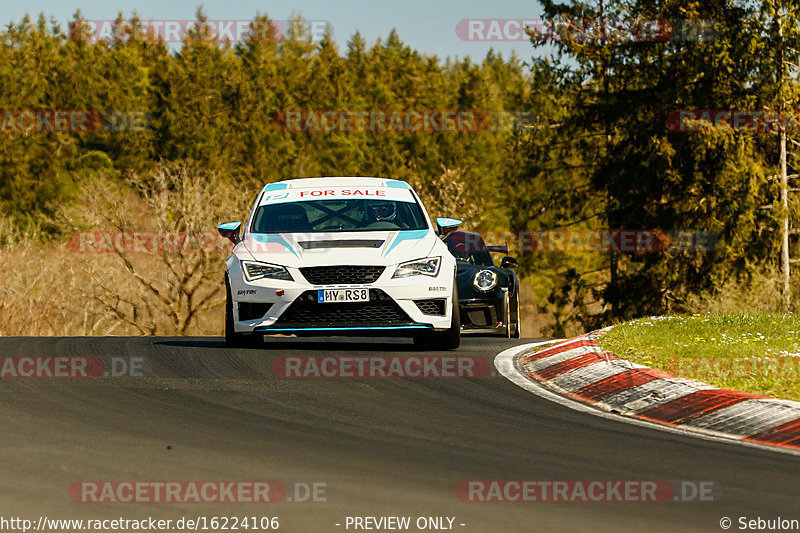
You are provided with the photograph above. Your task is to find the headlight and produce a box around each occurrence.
[473,270,498,291]
[392,257,441,278]
[242,261,293,282]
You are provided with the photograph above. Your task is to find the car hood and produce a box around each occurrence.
[237,229,439,267]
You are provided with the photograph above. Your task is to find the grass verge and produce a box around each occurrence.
[600,313,800,402]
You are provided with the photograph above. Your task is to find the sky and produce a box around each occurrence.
[3,0,547,62]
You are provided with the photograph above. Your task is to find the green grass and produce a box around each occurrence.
[600,313,800,401]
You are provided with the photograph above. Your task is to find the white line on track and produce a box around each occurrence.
[494,341,800,458]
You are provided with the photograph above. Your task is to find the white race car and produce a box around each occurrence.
[217,177,461,349]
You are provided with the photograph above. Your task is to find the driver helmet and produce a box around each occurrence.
[369,200,397,222]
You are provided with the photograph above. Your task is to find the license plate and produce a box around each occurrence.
[317,288,369,303]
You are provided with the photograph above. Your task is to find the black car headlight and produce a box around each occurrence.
[242,260,293,282]
[473,270,498,291]
[392,257,441,278]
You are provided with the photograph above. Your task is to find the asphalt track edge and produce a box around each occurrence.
[494,341,800,458]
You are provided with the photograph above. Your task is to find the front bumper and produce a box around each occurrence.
[459,292,508,335]
[228,262,454,334]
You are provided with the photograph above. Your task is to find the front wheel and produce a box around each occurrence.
[225,276,263,348]
[502,286,521,339]
[511,293,521,339]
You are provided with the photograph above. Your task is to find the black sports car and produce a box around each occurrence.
[442,229,521,337]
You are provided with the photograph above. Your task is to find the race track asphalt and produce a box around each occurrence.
[0,335,798,532]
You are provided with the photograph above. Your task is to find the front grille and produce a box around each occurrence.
[238,302,273,321]
[275,289,412,326]
[414,299,446,316]
[465,308,490,327]
[300,265,385,285]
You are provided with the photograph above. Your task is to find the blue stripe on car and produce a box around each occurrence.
[250,233,299,257]
[384,229,429,255]
[255,325,432,332]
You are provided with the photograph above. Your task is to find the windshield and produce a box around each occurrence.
[251,199,429,233]
[444,232,494,267]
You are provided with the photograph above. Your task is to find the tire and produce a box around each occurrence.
[504,291,512,338]
[415,284,461,350]
[225,275,263,349]
[511,293,521,339]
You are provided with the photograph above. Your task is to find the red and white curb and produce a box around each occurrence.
[495,331,800,455]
